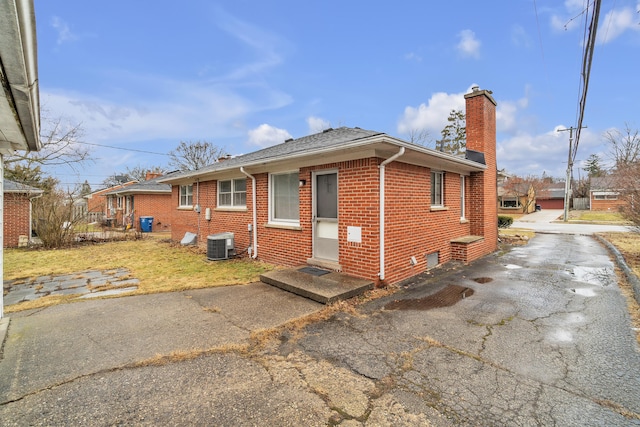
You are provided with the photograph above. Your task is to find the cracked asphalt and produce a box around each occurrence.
[1,233,639,426]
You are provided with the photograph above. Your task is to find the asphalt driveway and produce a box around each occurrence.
[1,233,639,426]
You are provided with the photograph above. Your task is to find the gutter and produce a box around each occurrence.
[240,167,258,259]
[378,147,405,282]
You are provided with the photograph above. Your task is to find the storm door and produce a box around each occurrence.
[313,171,338,261]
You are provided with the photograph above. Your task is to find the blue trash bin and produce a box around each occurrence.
[140,216,153,232]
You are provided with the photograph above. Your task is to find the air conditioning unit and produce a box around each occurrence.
[207,232,235,261]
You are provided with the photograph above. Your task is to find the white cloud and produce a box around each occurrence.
[248,124,292,147]
[497,125,604,178]
[456,30,481,59]
[213,7,290,81]
[397,88,469,136]
[306,116,331,134]
[598,5,640,44]
[551,0,640,42]
[51,16,77,45]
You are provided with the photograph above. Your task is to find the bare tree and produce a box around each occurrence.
[100,164,167,188]
[4,114,91,187]
[501,175,550,213]
[168,141,226,171]
[613,163,640,228]
[604,123,640,168]
[406,128,433,147]
[32,188,80,248]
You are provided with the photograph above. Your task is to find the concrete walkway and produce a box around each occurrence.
[0,282,322,406]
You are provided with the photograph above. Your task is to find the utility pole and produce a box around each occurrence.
[557,126,586,222]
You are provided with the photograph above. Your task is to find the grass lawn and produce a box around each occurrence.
[569,210,631,224]
[4,236,274,313]
[599,232,640,278]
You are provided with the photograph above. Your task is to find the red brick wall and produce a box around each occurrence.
[86,190,108,216]
[4,193,31,248]
[170,181,253,252]
[169,159,479,285]
[133,194,172,232]
[382,162,470,284]
[590,196,627,212]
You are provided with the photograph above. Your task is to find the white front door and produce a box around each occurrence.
[313,171,338,261]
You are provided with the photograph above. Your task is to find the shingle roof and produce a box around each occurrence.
[103,176,171,196]
[4,179,43,194]
[590,176,618,191]
[163,127,383,181]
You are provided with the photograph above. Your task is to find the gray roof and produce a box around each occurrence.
[183,127,381,177]
[590,176,618,191]
[103,176,171,196]
[160,126,486,183]
[4,180,43,194]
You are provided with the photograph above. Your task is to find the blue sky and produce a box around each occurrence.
[34,1,640,189]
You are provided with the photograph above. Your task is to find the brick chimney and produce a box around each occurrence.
[464,85,498,254]
[145,171,162,181]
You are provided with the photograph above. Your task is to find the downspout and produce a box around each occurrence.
[29,191,43,243]
[378,147,405,282]
[195,179,200,242]
[240,167,258,259]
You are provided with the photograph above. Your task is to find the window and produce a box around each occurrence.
[179,185,193,207]
[218,179,247,207]
[594,192,618,200]
[270,171,299,224]
[431,171,444,206]
[460,175,466,219]
[500,197,520,208]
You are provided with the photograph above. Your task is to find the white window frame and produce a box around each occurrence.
[218,178,247,208]
[460,175,466,219]
[500,196,521,208]
[269,171,300,226]
[179,185,193,207]
[593,191,618,200]
[431,171,444,207]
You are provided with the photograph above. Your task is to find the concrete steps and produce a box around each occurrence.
[260,267,374,304]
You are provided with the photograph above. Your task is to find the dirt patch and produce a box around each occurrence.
[473,277,493,284]
[384,285,474,311]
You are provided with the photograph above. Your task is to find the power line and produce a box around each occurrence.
[76,141,169,156]
[573,0,601,162]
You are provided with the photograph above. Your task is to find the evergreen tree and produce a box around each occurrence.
[436,110,466,155]
[583,154,604,177]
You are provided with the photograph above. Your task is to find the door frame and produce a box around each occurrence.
[311,169,339,261]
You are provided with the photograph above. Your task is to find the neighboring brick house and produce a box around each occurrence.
[161,87,498,286]
[3,180,43,248]
[590,176,627,211]
[85,180,137,224]
[103,173,172,231]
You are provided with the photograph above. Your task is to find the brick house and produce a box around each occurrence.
[103,173,172,231]
[3,180,43,248]
[161,87,498,286]
[85,180,137,224]
[589,176,628,211]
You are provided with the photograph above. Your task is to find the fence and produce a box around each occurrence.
[573,198,589,210]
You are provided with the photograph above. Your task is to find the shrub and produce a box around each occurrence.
[498,215,513,229]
